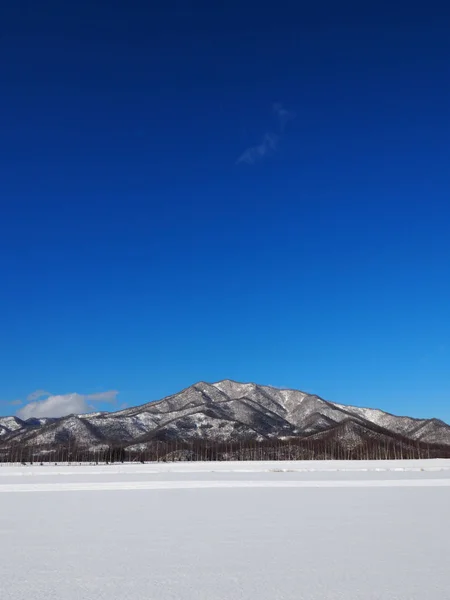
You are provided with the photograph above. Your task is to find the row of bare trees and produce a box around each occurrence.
[1,436,450,463]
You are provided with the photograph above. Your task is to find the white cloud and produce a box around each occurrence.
[18,394,87,419]
[17,391,119,420]
[236,133,279,165]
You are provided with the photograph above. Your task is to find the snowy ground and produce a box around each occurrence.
[1,460,450,599]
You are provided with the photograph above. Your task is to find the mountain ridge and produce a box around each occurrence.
[1,380,450,453]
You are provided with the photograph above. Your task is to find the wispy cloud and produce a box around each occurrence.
[17,390,120,420]
[27,390,51,402]
[237,103,295,166]
[236,133,279,165]
[85,391,119,403]
[9,399,23,406]
[273,103,296,132]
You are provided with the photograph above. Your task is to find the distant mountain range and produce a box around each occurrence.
[1,380,450,454]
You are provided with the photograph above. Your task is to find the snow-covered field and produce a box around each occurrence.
[1,460,450,599]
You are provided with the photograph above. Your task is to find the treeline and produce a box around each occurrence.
[2,436,450,463]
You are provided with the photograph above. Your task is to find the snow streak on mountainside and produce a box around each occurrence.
[1,380,450,451]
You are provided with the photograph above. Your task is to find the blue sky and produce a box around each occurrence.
[1,2,449,421]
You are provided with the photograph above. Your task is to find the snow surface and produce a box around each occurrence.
[1,460,450,599]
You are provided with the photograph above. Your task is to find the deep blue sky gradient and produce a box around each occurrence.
[1,2,450,419]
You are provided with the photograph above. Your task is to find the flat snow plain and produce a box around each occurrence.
[1,460,450,600]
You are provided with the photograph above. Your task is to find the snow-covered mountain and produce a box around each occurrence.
[1,380,450,451]
[0,416,25,437]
